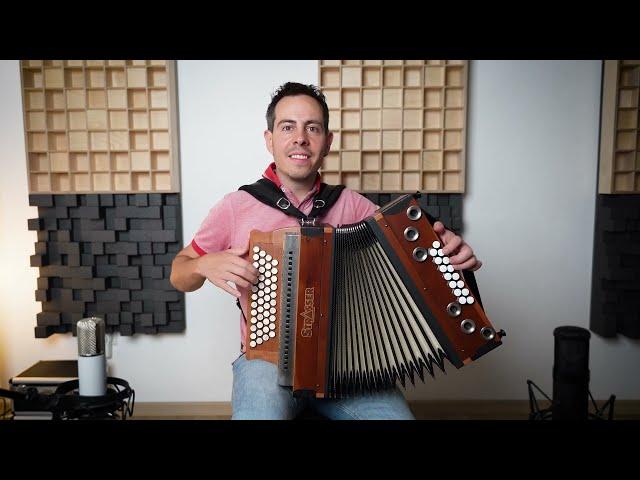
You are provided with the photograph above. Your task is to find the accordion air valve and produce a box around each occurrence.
[245,193,504,398]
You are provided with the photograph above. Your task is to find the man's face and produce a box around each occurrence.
[264,95,333,185]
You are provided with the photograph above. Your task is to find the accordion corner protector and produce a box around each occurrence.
[245,194,505,398]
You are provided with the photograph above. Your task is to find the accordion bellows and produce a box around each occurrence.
[246,194,504,398]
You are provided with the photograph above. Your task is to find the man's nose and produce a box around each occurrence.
[294,130,309,145]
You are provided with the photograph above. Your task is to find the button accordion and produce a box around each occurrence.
[245,193,504,398]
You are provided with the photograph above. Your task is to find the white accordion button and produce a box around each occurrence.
[262,334,269,341]
[265,279,272,286]
[257,321,263,329]
[438,249,444,256]
[443,257,450,265]
[264,262,271,270]
[429,248,438,257]
[265,270,272,278]
[454,288,462,297]
[439,265,447,273]
[259,250,266,257]
[250,309,257,316]
[251,301,257,308]
[257,306,264,313]
[252,254,259,261]
[462,288,469,296]
[266,254,272,261]
[270,307,276,314]
[257,298,263,305]
[251,294,257,300]
[432,241,441,249]
[271,283,277,291]
[447,265,454,273]
[253,246,260,253]
[251,285,258,293]
[258,275,265,281]
[434,257,443,265]
[272,259,278,266]
[258,282,265,289]
[258,290,264,298]
[250,333,256,340]
[257,313,263,320]
[259,258,265,266]
[449,281,457,289]
[452,273,460,281]
[457,280,464,288]
[253,262,259,268]
[444,273,452,281]
[269,314,276,321]
[256,338,263,345]
[249,341,256,348]
[250,325,256,332]
[259,266,265,274]
[269,331,276,338]
[467,297,475,304]
[264,295,271,302]
[269,323,276,331]
[272,267,278,274]
[459,297,467,305]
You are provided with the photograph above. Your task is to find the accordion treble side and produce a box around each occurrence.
[245,194,504,398]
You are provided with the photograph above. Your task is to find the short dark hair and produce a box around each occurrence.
[266,82,329,132]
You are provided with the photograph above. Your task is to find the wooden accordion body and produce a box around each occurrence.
[245,194,504,398]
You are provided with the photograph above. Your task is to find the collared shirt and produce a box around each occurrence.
[191,162,378,351]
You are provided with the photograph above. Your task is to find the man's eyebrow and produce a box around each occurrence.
[276,119,323,127]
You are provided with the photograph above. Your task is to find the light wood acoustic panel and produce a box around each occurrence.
[599,60,640,194]
[21,60,180,194]
[319,60,468,193]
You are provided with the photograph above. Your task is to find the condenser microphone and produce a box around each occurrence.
[77,317,107,396]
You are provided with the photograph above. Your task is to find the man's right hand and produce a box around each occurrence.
[195,246,259,298]
[170,243,258,296]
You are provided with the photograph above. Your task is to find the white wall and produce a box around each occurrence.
[1,60,638,402]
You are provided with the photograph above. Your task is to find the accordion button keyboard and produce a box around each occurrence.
[248,246,279,349]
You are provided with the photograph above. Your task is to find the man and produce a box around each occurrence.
[170,82,482,419]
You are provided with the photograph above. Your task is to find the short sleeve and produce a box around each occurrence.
[190,195,235,256]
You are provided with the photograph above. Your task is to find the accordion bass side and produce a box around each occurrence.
[245,193,504,398]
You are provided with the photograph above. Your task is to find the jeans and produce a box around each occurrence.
[231,354,415,420]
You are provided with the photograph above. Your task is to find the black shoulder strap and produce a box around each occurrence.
[238,178,345,221]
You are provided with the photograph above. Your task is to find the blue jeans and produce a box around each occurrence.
[231,354,415,420]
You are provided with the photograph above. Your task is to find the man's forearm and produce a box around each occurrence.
[170,255,206,292]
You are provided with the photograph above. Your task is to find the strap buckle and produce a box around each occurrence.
[300,217,317,227]
[276,197,291,210]
[313,199,326,209]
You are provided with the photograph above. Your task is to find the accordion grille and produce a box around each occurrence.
[329,221,447,397]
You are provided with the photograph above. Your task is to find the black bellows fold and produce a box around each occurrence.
[328,221,447,398]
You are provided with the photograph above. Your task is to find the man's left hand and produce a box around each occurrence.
[433,221,482,272]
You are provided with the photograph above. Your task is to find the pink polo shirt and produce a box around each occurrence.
[191,162,378,351]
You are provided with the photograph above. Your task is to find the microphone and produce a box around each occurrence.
[77,317,107,396]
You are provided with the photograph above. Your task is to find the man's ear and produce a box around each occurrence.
[323,131,334,157]
[264,129,273,155]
